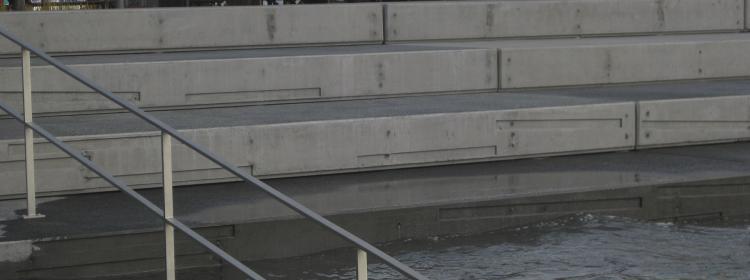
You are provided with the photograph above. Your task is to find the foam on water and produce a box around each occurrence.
[250,214,750,279]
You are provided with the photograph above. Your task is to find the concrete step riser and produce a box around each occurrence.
[0,5,384,55]
[0,49,497,114]
[501,39,750,88]
[2,95,748,197]
[387,0,745,42]
[639,95,750,147]
[0,0,746,56]
[6,35,750,115]
[0,103,634,197]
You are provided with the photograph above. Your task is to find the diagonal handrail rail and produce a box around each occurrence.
[0,101,266,279]
[0,25,428,279]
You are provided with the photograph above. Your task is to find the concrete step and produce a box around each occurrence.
[0,4,384,55]
[411,33,750,88]
[0,44,497,115]
[5,34,750,115]
[386,0,746,42]
[3,141,750,278]
[2,79,750,197]
[1,0,746,55]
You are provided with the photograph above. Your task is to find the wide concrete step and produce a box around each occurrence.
[3,141,750,278]
[1,0,746,55]
[387,0,746,42]
[0,44,497,115]
[2,79,750,197]
[0,4,385,55]
[411,33,750,88]
[5,34,750,115]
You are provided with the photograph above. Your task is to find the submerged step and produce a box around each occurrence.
[3,142,750,278]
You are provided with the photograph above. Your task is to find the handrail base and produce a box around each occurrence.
[22,213,45,219]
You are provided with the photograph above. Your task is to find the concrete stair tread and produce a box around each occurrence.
[2,141,750,242]
[2,78,750,140]
[405,33,750,49]
[4,33,749,68]
[0,44,467,67]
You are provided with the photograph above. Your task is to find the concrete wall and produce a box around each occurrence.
[0,4,383,55]
[0,49,496,114]
[500,36,750,88]
[638,95,750,148]
[0,102,634,197]
[386,0,744,41]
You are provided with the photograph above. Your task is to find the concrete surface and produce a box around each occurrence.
[3,142,750,278]
[638,95,750,147]
[3,79,750,197]
[0,91,635,196]
[0,4,383,55]
[2,141,750,240]
[5,34,750,115]
[415,33,750,88]
[386,0,744,41]
[533,80,750,148]
[0,0,744,56]
[0,45,496,114]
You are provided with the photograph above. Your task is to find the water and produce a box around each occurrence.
[249,214,750,279]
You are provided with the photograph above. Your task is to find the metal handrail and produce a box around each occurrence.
[0,102,266,279]
[0,25,427,280]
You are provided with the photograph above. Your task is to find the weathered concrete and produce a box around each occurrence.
[387,0,745,41]
[4,78,750,197]
[521,79,750,147]
[0,93,634,197]
[419,34,750,88]
[0,4,383,55]
[3,142,750,278]
[3,79,750,197]
[638,95,750,147]
[0,46,497,114]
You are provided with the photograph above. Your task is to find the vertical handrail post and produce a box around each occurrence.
[357,249,367,280]
[162,132,176,280]
[22,48,43,219]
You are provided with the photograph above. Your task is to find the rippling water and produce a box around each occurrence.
[250,214,750,279]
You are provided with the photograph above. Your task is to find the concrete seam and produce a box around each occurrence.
[744,0,748,31]
[497,48,502,90]
[634,101,641,151]
[382,3,388,44]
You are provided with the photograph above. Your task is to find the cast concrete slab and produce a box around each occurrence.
[1,79,750,196]
[3,78,750,140]
[520,79,750,147]
[0,44,471,67]
[386,0,744,41]
[408,33,750,88]
[0,4,384,55]
[0,44,497,114]
[0,93,635,195]
[0,91,615,140]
